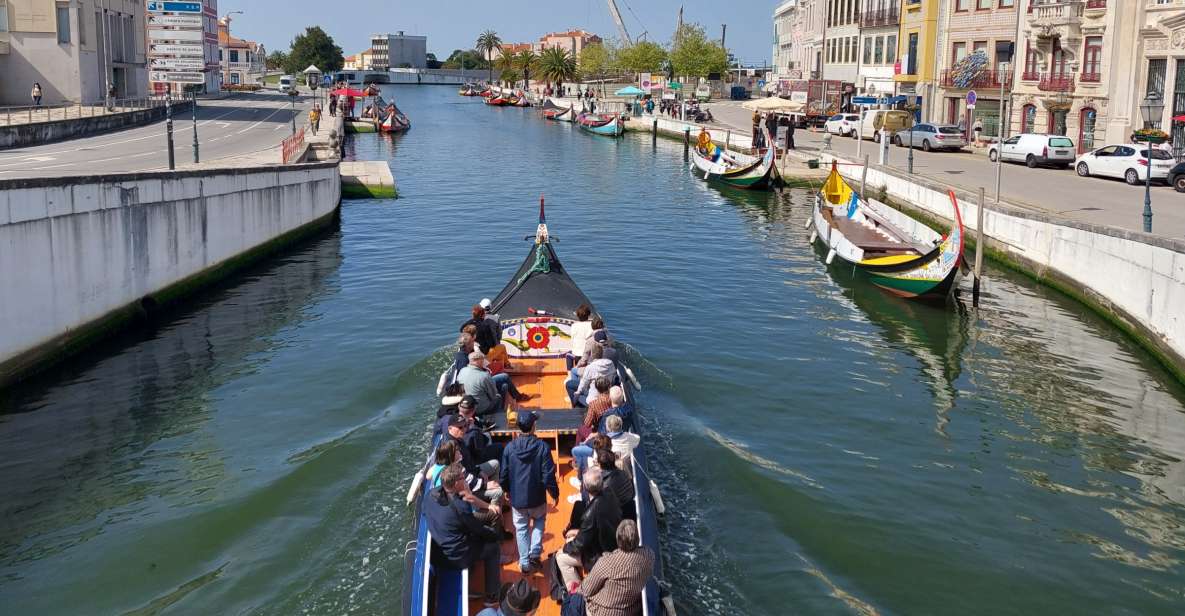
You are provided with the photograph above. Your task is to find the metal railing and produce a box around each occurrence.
[281,127,306,164]
[1037,73,1075,92]
[1084,0,1106,9]
[1080,71,1101,83]
[0,96,173,127]
[1031,1,1084,24]
[1022,70,1041,81]
[940,69,1012,89]
[860,7,900,28]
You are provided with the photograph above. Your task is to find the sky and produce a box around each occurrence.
[220,0,777,66]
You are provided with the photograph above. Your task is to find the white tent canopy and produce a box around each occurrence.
[742,97,804,113]
[303,65,322,75]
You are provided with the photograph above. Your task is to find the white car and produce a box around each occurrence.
[824,113,860,136]
[1074,144,1175,185]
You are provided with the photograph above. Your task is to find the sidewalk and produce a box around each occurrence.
[703,99,1185,238]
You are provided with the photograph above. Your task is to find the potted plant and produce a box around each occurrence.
[1131,127,1169,144]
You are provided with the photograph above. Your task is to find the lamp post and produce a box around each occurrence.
[994,62,1010,204]
[1140,92,1165,233]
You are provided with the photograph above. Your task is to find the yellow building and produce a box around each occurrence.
[894,0,939,114]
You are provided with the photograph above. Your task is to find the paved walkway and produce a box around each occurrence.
[701,100,1184,238]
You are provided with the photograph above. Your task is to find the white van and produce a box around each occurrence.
[988,133,1076,168]
[854,109,913,141]
[278,75,295,93]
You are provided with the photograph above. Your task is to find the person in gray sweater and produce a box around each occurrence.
[456,351,504,416]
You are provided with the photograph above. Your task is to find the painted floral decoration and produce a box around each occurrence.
[526,326,550,349]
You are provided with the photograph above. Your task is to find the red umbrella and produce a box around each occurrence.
[331,88,369,97]
[1173,114,1185,122]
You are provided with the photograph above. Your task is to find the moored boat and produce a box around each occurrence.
[690,126,782,190]
[379,103,411,133]
[575,112,624,137]
[808,162,965,299]
[484,96,512,106]
[403,200,669,616]
[540,99,573,120]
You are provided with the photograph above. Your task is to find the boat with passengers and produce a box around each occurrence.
[402,200,671,616]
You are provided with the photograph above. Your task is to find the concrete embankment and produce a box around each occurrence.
[0,162,340,387]
[617,111,1185,380]
[0,101,193,150]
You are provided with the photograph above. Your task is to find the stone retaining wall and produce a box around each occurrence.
[0,101,193,150]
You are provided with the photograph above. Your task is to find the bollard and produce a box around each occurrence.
[652,119,657,145]
[861,154,869,197]
[684,127,690,156]
[725,130,731,151]
[166,98,176,171]
[192,95,200,164]
[973,187,986,306]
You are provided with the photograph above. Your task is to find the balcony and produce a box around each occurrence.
[1080,71,1101,83]
[940,69,1012,90]
[1031,1,1084,39]
[1084,0,1105,9]
[1022,70,1040,81]
[860,7,900,28]
[1037,73,1075,91]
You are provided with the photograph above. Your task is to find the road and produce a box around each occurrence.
[703,100,1185,238]
[0,92,316,179]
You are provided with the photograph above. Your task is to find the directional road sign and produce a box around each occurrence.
[149,43,203,57]
[150,57,206,70]
[150,71,205,84]
[148,14,202,28]
[146,1,202,13]
[148,28,203,42]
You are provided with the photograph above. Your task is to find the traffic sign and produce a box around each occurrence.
[151,57,205,70]
[852,96,877,105]
[148,28,203,42]
[146,1,202,13]
[966,90,977,107]
[150,71,205,84]
[149,43,203,57]
[148,14,202,28]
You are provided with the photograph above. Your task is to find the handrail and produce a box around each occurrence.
[0,96,176,127]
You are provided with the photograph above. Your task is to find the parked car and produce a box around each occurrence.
[987,133,1076,168]
[1074,144,1175,185]
[853,109,913,141]
[893,123,967,151]
[824,113,860,136]
[1169,161,1185,192]
[278,75,295,93]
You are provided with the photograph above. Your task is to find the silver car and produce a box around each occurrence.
[893,123,967,151]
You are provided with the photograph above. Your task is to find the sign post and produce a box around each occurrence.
[966,90,977,143]
[147,0,208,96]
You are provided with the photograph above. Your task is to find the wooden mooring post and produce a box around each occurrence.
[860,154,869,197]
[973,187,986,306]
[684,127,690,156]
[652,119,657,145]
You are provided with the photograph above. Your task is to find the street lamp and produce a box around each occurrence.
[1139,92,1165,233]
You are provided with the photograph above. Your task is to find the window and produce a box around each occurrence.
[1078,107,1096,152]
[956,0,970,10]
[1146,58,1166,98]
[978,0,992,8]
[1000,0,1014,6]
[1082,36,1101,81]
[1023,43,1038,77]
[1051,41,1066,76]
[907,33,918,74]
[0,1,7,33]
[952,42,967,64]
[230,50,239,63]
[973,41,988,58]
[863,37,873,64]
[995,40,1013,71]
[56,2,70,44]
[874,36,884,64]
[1021,104,1036,132]
[886,35,897,64]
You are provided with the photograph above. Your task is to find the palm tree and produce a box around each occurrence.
[537,47,577,91]
[494,52,516,87]
[475,30,502,84]
[513,49,539,90]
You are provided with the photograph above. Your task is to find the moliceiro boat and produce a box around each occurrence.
[575,112,624,137]
[540,99,573,120]
[690,126,782,190]
[484,95,512,106]
[403,200,671,616]
[380,103,411,133]
[808,163,965,299]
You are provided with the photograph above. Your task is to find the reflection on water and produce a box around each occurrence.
[1,86,1184,616]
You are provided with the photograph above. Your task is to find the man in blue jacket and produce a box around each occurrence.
[500,410,559,574]
[424,464,502,609]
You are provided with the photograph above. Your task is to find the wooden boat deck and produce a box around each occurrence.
[467,356,580,615]
[822,207,921,255]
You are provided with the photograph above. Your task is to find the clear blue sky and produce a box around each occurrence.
[220,0,776,66]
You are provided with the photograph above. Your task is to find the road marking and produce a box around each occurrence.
[24,156,56,162]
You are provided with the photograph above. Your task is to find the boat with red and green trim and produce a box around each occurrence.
[690,126,782,190]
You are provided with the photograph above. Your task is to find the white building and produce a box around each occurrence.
[0,0,148,105]
[856,0,899,98]
[772,0,798,83]
[370,31,427,69]
[823,0,860,83]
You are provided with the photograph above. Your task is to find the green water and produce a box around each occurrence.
[2,86,1184,615]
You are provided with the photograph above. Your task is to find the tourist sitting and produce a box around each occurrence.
[462,305,501,354]
[428,442,502,527]
[424,465,503,609]
[577,377,614,441]
[499,410,558,574]
[568,304,594,370]
[591,329,618,365]
[572,434,612,478]
[604,415,640,466]
[486,344,530,402]
[458,396,504,465]
[597,448,636,521]
[568,345,615,407]
[479,298,502,344]
[434,382,467,440]
[476,579,541,616]
[445,413,503,504]
[457,351,505,416]
[597,386,634,434]
[555,467,621,589]
[576,318,610,368]
[453,325,478,376]
[579,520,654,616]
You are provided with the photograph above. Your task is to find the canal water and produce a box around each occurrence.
[3,86,1185,615]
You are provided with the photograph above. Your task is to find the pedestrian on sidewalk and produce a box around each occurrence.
[781,114,796,149]
[309,106,321,135]
[972,118,983,146]
[752,110,763,148]
[31,83,42,106]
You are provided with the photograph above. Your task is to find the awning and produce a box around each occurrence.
[741,97,805,113]
[331,88,369,97]
[615,86,645,96]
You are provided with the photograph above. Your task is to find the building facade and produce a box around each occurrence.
[534,29,601,56]
[1133,1,1185,158]
[801,0,825,79]
[934,0,1019,139]
[773,0,798,84]
[895,0,942,119]
[370,31,426,69]
[201,0,218,93]
[217,17,264,86]
[858,0,901,97]
[344,48,374,70]
[1008,0,1134,153]
[824,0,862,82]
[0,0,148,105]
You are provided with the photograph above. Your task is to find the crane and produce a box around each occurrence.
[606,0,632,45]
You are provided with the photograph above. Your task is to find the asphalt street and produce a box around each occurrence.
[703,100,1185,238]
[0,92,315,179]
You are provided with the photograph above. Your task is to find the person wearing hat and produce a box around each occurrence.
[424,465,503,609]
[479,297,503,345]
[457,351,505,417]
[499,410,559,574]
[476,579,541,616]
[446,410,504,505]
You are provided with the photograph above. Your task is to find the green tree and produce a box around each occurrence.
[426,52,441,69]
[475,30,502,83]
[285,26,344,74]
[266,50,288,71]
[616,41,667,76]
[442,49,489,70]
[669,23,728,80]
[499,68,521,88]
[537,47,577,90]
[514,49,538,89]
